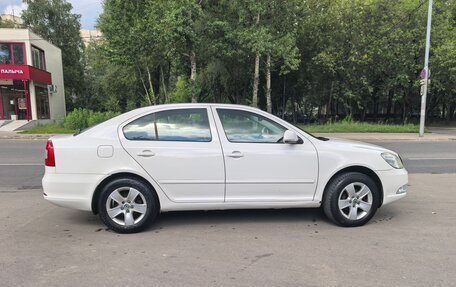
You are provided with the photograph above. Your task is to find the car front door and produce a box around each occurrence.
[212,107,318,202]
[119,107,225,203]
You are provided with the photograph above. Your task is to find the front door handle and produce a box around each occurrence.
[226,151,244,158]
[137,150,155,157]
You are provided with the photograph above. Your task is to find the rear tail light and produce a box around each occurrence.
[45,140,55,167]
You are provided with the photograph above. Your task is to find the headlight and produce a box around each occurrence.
[381,152,404,169]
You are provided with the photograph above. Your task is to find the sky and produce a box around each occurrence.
[0,0,102,29]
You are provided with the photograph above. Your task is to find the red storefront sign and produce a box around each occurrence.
[0,64,52,84]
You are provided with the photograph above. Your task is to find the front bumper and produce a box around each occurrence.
[377,168,408,205]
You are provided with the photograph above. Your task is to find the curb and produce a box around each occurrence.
[0,133,57,140]
[314,133,456,142]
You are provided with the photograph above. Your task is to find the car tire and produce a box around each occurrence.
[323,172,379,227]
[98,177,159,233]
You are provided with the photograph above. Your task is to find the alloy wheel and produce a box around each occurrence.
[105,187,148,226]
[338,182,373,220]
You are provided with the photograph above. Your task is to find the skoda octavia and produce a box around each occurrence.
[43,104,408,233]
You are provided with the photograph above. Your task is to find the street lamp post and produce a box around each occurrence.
[419,0,433,137]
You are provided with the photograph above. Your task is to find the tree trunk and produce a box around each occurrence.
[386,90,393,119]
[371,86,379,121]
[449,104,455,120]
[282,75,286,119]
[139,75,151,106]
[146,66,156,105]
[402,95,407,124]
[327,81,333,119]
[190,50,197,103]
[252,52,260,108]
[266,53,272,113]
[442,103,446,120]
[252,13,260,108]
[160,64,168,103]
[361,100,367,122]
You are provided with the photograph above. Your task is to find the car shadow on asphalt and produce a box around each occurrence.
[62,207,330,231]
[62,206,401,233]
[149,208,330,230]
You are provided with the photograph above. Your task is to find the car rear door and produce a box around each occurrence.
[119,106,225,203]
[212,106,318,202]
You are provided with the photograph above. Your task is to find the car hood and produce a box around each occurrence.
[324,137,396,154]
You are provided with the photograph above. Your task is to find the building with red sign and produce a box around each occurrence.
[0,28,65,122]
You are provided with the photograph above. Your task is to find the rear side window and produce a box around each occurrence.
[123,109,211,142]
[123,114,156,140]
[156,109,211,142]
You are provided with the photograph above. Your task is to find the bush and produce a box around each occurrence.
[87,111,120,127]
[63,108,119,130]
[63,108,90,130]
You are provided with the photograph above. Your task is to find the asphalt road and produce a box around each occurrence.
[376,141,456,173]
[0,139,454,191]
[0,173,455,286]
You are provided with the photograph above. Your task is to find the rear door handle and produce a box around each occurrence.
[226,151,244,158]
[137,150,155,157]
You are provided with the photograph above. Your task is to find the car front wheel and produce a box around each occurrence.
[323,172,379,227]
[98,178,159,233]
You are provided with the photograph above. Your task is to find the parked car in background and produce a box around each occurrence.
[43,104,408,233]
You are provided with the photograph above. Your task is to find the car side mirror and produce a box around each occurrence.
[283,130,300,144]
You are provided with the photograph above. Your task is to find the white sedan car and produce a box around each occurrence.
[43,104,408,233]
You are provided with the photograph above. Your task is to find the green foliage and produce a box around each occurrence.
[86,0,456,121]
[63,109,119,130]
[169,77,193,103]
[22,0,85,110]
[299,122,420,133]
[19,123,75,134]
[87,111,120,127]
[63,108,90,130]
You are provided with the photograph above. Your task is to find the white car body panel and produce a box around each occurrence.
[42,103,408,214]
[211,106,318,202]
[119,106,225,203]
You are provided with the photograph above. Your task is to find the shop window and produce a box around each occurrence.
[0,43,25,64]
[35,86,50,119]
[32,46,46,70]
[0,44,12,64]
[12,44,24,64]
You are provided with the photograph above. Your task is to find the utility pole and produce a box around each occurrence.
[419,0,433,137]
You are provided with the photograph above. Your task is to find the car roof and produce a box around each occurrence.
[144,103,256,109]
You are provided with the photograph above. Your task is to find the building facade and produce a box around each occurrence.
[80,29,102,46]
[0,28,65,121]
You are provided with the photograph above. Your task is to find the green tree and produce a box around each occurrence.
[22,0,85,110]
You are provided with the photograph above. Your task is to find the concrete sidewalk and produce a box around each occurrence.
[1,130,455,141]
[0,131,58,140]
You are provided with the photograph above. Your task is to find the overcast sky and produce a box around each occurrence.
[0,0,102,29]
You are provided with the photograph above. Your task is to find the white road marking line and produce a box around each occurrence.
[0,163,43,166]
[406,158,456,161]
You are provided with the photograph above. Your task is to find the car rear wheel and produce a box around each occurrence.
[98,178,159,233]
[323,172,379,227]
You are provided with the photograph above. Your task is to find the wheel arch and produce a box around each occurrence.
[91,172,160,214]
[322,166,384,207]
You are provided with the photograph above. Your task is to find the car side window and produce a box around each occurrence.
[123,109,212,142]
[123,114,156,141]
[217,109,286,143]
[155,109,211,142]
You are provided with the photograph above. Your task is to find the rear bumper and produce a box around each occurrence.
[42,168,104,211]
[377,168,408,206]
